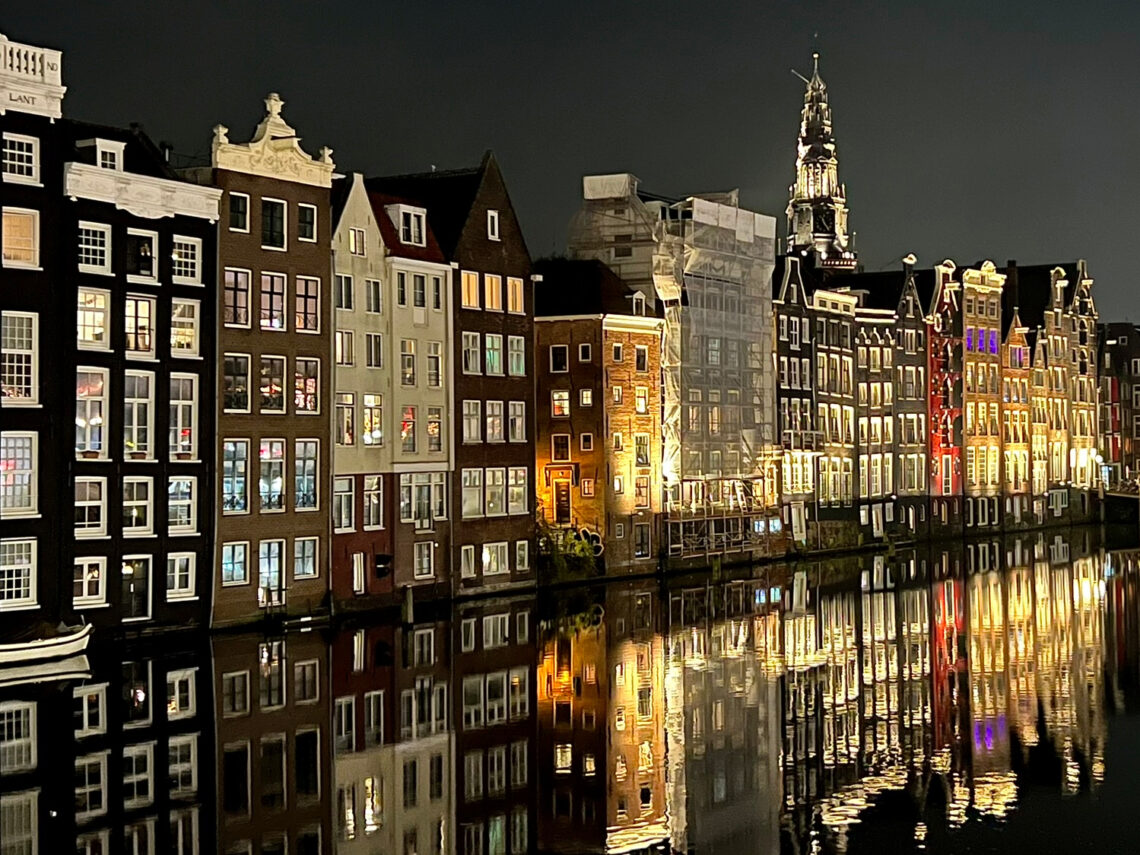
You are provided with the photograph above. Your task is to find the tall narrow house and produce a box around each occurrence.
[369,153,535,597]
[183,94,335,626]
[3,34,222,630]
[329,173,455,609]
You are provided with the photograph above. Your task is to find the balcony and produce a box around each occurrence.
[1,34,66,119]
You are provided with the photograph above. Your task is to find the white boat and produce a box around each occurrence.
[0,654,91,689]
[0,623,93,665]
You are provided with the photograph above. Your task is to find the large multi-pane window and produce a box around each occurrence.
[74,478,106,536]
[222,440,248,513]
[170,299,199,356]
[363,394,383,446]
[122,478,152,535]
[295,358,320,413]
[75,368,108,456]
[427,342,442,387]
[295,277,320,332]
[166,553,196,598]
[224,269,251,327]
[401,406,417,453]
[334,477,354,532]
[171,237,202,284]
[486,401,504,443]
[221,542,248,585]
[123,372,153,457]
[168,477,196,532]
[125,295,155,356]
[74,557,106,606]
[463,332,481,373]
[485,468,506,516]
[508,335,526,376]
[169,375,197,458]
[1,312,37,403]
[485,334,504,375]
[262,199,286,249]
[294,537,318,579]
[259,440,285,511]
[462,469,483,518]
[0,433,36,516]
[464,401,482,444]
[295,440,319,510]
[0,539,36,609]
[2,133,39,183]
[259,356,286,413]
[401,339,416,386]
[336,393,355,445]
[258,541,284,606]
[223,355,250,412]
[509,402,526,442]
[428,407,442,452]
[2,208,39,267]
[508,468,528,514]
[77,289,110,349]
[77,222,111,273]
[364,476,383,528]
[260,273,287,330]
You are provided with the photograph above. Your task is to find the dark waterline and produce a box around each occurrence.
[3,528,1140,854]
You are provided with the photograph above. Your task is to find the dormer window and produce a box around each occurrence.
[487,209,500,241]
[401,210,425,246]
[95,139,126,171]
[632,293,646,316]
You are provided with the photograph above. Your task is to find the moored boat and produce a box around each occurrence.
[0,622,93,666]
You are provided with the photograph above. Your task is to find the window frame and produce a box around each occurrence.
[261,197,288,251]
[2,132,40,185]
[1,207,40,269]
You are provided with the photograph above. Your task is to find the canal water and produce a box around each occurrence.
[3,528,1139,854]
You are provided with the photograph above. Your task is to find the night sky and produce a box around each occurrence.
[7,1,1139,318]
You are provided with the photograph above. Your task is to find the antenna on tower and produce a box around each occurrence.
[791,68,810,84]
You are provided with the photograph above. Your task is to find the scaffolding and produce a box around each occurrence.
[569,174,781,561]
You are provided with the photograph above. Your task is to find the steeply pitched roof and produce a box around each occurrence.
[368,192,446,264]
[533,257,649,318]
[365,153,490,258]
[1001,260,1080,333]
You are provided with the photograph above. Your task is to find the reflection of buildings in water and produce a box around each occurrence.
[536,582,668,854]
[666,578,781,855]
[330,621,453,854]
[1,638,213,855]
[453,595,537,855]
[212,632,329,855]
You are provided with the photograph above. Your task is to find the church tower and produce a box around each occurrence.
[786,52,857,274]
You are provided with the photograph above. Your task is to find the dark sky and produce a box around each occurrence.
[8,1,1140,318]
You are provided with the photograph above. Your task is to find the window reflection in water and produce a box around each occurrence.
[4,534,1140,854]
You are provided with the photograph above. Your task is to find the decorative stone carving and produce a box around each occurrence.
[212,92,335,187]
[64,162,222,222]
[0,32,67,119]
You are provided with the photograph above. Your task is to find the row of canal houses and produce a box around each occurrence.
[774,255,1101,551]
[0,33,1107,644]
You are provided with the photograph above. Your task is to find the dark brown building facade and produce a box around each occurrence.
[185,94,335,626]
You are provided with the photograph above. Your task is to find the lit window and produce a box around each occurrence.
[171,237,202,284]
[0,432,36,517]
[1,208,39,268]
[552,390,570,417]
[508,277,524,313]
[295,277,320,332]
[485,274,503,311]
[125,295,156,357]
[170,300,200,357]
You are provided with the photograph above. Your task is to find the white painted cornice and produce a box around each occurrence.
[64,162,222,221]
[212,93,334,187]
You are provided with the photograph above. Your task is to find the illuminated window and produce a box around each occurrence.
[2,208,39,268]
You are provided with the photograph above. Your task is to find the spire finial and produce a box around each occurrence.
[265,92,284,119]
[812,51,820,72]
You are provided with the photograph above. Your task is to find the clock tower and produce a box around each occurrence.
[786,52,857,274]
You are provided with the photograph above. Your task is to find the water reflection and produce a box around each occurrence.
[5,529,1140,854]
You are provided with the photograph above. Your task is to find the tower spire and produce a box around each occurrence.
[786,52,856,274]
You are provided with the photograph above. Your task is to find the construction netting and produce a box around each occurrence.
[569,174,782,560]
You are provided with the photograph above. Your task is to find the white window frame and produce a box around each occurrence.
[166,668,197,720]
[1,207,40,269]
[171,236,203,285]
[1,311,38,406]
[2,132,40,185]
[294,536,319,579]
[221,542,250,587]
[75,751,109,819]
[122,477,154,537]
[487,209,501,240]
[73,556,107,607]
[0,700,36,773]
[297,203,318,243]
[123,742,155,808]
[483,542,510,577]
[77,221,112,275]
[228,191,250,233]
[166,552,196,600]
[74,684,108,737]
[0,431,37,518]
[170,299,201,358]
[169,373,199,459]
[168,477,197,534]
[125,293,157,359]
[261,197,288,251]
[124,228,159,285]
[414,541,434,579]
[461,545,477,578]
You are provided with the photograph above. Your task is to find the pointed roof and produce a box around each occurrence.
[365,151,494,258]
[798,52,837,164]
